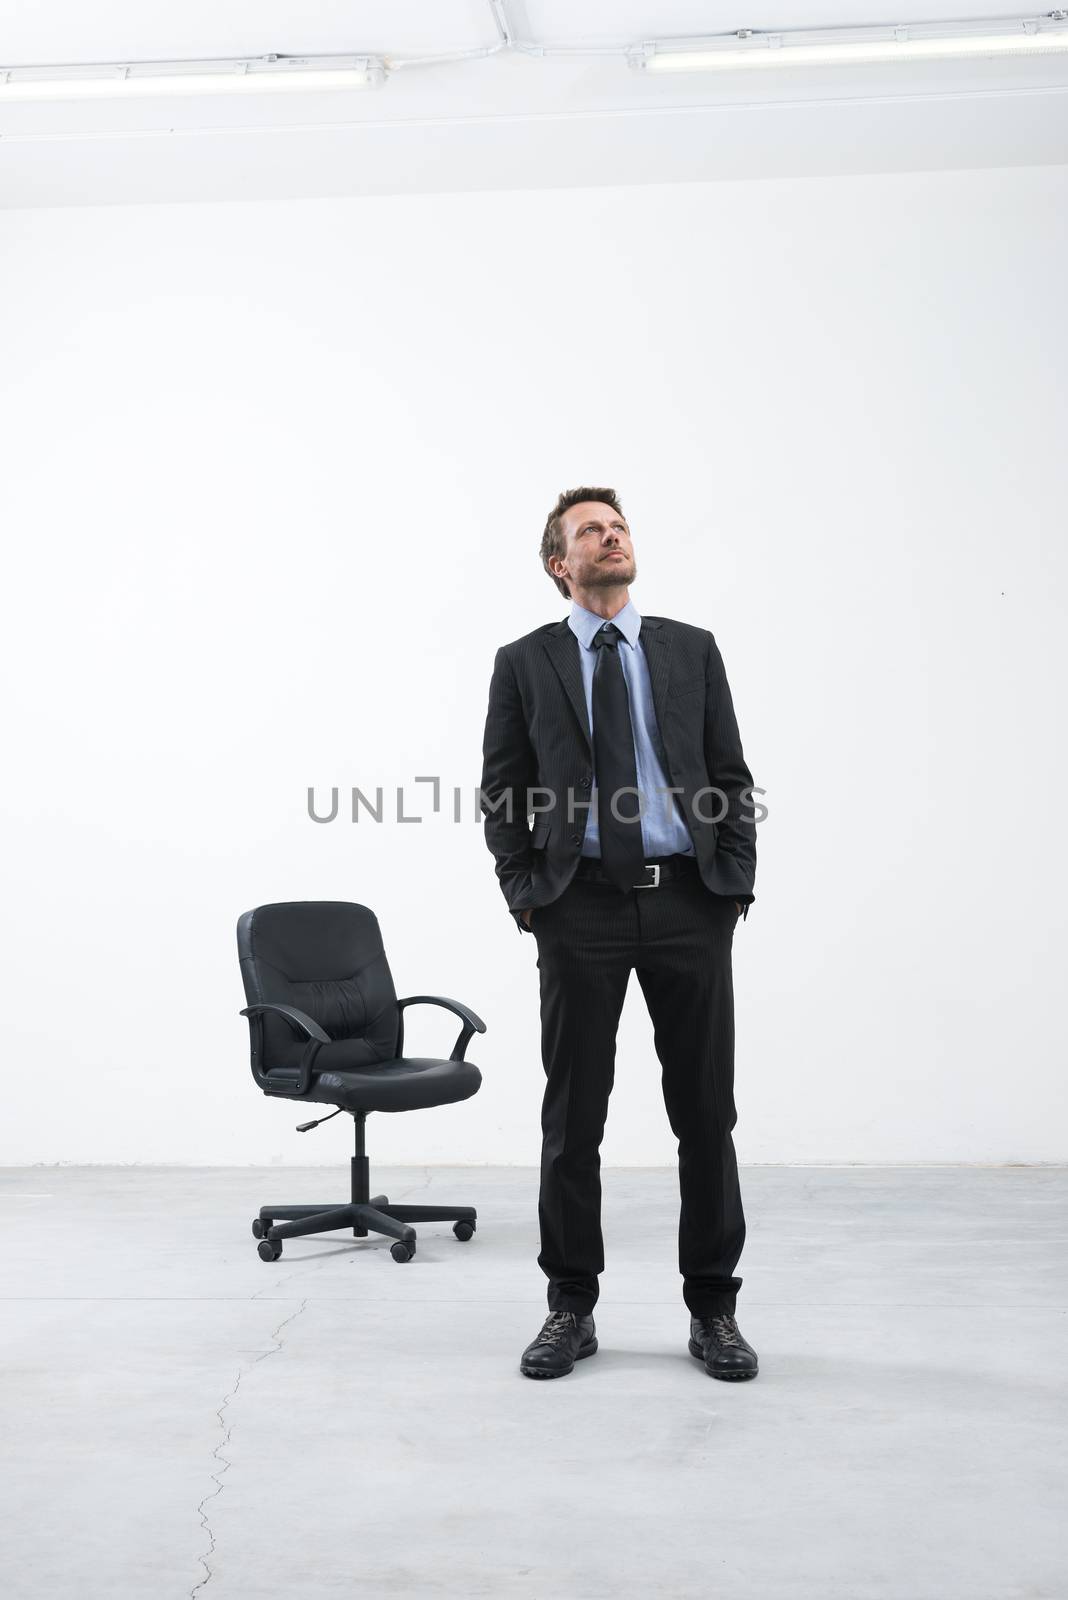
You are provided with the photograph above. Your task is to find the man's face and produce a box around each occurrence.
[553,501,637,594]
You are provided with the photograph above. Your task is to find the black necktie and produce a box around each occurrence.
[590,623,646,891]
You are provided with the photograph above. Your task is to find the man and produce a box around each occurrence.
[480,486,760,1382]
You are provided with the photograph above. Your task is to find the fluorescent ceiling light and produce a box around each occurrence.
[2,13,1065,107]
[635,17,1068,73]
[0,57,385,102]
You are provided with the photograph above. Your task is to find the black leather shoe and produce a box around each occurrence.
[520,1311,598,1379]
[689,1313,759,1381]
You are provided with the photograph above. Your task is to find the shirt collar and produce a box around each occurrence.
[568,596,642,651]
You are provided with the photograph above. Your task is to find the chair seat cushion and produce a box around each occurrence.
[265,1054,482,1114]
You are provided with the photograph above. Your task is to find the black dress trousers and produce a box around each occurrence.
[531,867,745,1318]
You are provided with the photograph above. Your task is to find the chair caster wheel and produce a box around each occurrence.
[252,1218,270,1239]
[257,1239,282,1262]
[453,1220,475,1241]
[390,1240,415,1263]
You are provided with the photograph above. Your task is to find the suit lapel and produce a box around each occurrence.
[542,622,592,752]
[638,616,673,737]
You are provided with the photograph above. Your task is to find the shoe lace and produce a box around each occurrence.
[707,1313,742,1348]
[535,1311,577,1348]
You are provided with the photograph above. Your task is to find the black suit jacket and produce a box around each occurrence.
[480,613,758,933]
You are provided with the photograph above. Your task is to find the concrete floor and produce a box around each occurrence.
[3,1164,1066,1600]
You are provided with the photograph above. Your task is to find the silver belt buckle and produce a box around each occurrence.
[634,863,660,888]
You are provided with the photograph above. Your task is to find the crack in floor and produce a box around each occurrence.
[194,1164,441,1589]
[190,1297,308,1598]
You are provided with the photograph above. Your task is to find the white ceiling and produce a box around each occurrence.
[1,0,1067,208]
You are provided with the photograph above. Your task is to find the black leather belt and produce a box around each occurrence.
[573,853,700,888]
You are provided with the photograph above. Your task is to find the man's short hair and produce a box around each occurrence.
[540,486,625,600]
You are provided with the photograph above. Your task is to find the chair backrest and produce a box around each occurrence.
[237,901,399,1073]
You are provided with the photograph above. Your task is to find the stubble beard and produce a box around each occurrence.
[585,556,637,588]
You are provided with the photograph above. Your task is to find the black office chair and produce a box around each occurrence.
[237,900,484,1264]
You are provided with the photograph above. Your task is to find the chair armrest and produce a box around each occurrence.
[395,995,487,1062]
[240,1003,331,1043]
[240,1004,331,1096]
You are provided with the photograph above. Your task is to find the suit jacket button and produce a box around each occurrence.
[580,773,592,789]
[569,833,581,847]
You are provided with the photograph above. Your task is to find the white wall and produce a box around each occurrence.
[1,165,1066,1168]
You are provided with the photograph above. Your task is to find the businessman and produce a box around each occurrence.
[480,486,760,1382]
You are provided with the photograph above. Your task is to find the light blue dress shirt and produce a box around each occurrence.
[568,598,695,860]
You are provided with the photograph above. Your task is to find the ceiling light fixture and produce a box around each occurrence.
[630,13,1068,74]
[0,55,386,102]
[1,9,1066,109]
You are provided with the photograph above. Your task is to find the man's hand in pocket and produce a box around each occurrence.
[521,909,534,927]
